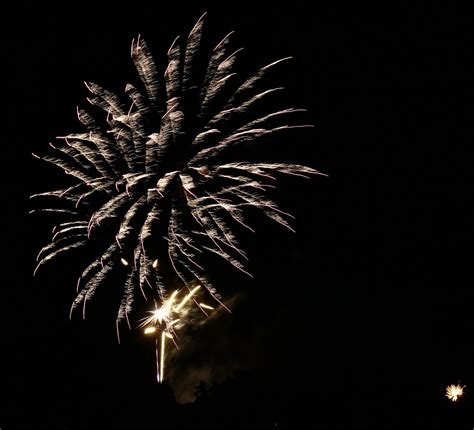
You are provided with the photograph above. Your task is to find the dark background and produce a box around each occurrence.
[2,2,474,429]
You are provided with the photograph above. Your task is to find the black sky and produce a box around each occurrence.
[3,2,474,429]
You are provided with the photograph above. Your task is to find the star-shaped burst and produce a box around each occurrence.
[139,285,215,382]
[445,383,465,402]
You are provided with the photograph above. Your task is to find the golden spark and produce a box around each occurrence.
[199,303,214,310]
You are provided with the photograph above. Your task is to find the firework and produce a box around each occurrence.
[445,384,465,402]
[31,14,324,379]
[140,286,212,382]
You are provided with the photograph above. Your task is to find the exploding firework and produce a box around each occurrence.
[445,384,465,402]
[31,14,323,380]
[140,285,214,382]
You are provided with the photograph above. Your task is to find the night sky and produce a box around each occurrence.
[3,2,474,429]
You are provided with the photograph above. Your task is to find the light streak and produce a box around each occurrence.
[199,303,214,310]
[160,331,166,383]
[175,286,201,311]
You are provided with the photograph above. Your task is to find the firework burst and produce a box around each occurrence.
[31,14,324,378]
[445,384,465,402]
[140,285,214,382]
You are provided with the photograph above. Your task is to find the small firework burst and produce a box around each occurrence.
[139,285,214,382]
[445,384,465,402]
